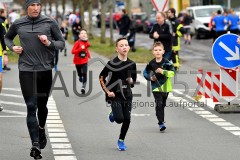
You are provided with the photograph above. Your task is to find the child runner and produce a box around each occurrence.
[143,42,175,132]
[99,37,137,151]
[71,29,91,94]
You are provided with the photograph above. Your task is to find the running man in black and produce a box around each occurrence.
[99,37,137,151]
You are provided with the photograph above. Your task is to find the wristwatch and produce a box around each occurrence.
[46,40,51,47]
[3,50,7,55]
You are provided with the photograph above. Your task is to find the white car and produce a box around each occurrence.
[186,5,224,39]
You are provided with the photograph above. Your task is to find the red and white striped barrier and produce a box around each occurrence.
[212,74,220,102]
[204,72,212,98]
[196,69,204,96]
[220,68,238,101]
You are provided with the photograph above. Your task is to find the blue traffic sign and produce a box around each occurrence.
[212,33,240,68]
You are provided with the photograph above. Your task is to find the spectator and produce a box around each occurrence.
[212,10,227,40]
[0,7,8,111]
[149,12,172,61]
[60,21,69,56]
[227,8,240,35]
[182,12,192,45]
[72,17,82,42]
[119,9,131,37]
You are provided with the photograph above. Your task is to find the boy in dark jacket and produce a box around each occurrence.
[143,42,175,132]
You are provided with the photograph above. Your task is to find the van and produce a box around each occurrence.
[186,5,224,39]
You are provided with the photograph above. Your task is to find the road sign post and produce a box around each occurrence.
[212,33,240,113]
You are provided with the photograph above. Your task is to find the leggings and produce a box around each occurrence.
[76,63,88,88]
[153,92,169,125]
[19,71,52,144]
[110,97,132,140]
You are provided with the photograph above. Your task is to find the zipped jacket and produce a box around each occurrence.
[4,15,65,71]
[143,58,175,92]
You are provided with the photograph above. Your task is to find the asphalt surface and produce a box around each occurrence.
[0,33,240,160]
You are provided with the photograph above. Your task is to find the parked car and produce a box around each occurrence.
[143,15,156,33]
[186,5,224,39]
[131,12,148,32]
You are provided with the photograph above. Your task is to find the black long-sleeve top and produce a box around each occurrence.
[149,22,172,52]
[99,56,137,101]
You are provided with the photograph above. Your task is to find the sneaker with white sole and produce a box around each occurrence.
[117,139,127,151]
[30,142,42,159]
[159,123,166,132]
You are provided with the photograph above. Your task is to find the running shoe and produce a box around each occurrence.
[30,142,42,159]
[117,139,127,151]
[159,123,166,131]
[108,111,114,123]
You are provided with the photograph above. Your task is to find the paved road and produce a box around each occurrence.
[0,34,240,160]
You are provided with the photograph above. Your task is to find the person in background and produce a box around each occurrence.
[182,11,192,45]
[167,8,185,71]
[0,7,8,111]
[99,37,137,151]
[4,0,65,159]
[71,29,91,94]
[72,17,82,42]
[227,8,240,35]
[212,10,227,40]
[149,12,172,61]
[119,9,131,37]
[209,12,217,43]
[143,41,175,132]
[60,21,69,56]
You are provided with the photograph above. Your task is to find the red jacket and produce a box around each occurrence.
[71,40,91,65]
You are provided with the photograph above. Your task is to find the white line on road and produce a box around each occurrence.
[0,101,26,107]
[1,109,26,115]
[137,73,240,140]
[1,93,23,98]
[46,97,77,159]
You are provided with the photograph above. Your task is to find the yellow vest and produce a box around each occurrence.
[0,21,8,56]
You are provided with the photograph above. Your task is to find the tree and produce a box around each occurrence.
[100,0,106,44]
[125,0,131,17]
[72,0,78,13]
[62,0,66,17]
[80,0,85,28]
[109,0,114,45]
[88,0,94,39]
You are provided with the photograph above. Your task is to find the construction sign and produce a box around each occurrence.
[220,68,238,101]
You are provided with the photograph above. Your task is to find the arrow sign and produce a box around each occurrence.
[212,33,240,68]
[151,0,169,11]
[218,42,239,61]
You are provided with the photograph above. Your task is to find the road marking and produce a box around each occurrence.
[53,150,75,155]
[0,101,25,107]
[131,113,151,117]
[54,156,77,160]
[50,138,70,143]
[46,97,77,160]
[0,115,25,118]
[2,88,21,92]
[1,93,23,98]
[137,74,240,140]
[1,109,26,115]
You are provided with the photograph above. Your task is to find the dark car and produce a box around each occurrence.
[143,15,156,33]
[131,12,148,32]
